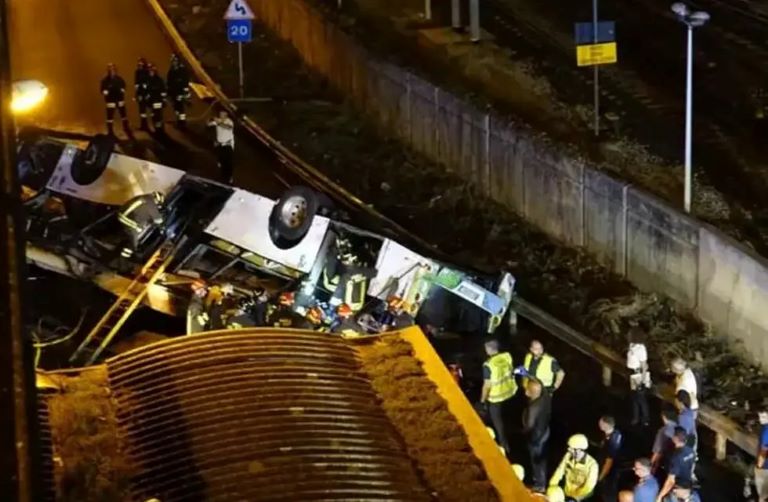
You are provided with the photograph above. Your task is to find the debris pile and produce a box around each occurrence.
[163,0,768,431]
[45,367,134,501]
[356,336,500,501]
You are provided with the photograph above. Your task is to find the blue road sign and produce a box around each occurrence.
[227,19,252,43]
[574,21,615,45]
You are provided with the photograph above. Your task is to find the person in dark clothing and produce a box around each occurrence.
[134,58,151,130]
[267,292,312,330]
[522,379,551,492]
[166,54,190,128]
[598,415,624,502]
[658,427,696,501]
[675,390,697,452]
[146,64,167,132]
[651,405,678,475]
[100,63,129,135]
[250,287,270,327]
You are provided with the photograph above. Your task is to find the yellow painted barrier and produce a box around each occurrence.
[395,326,534,501]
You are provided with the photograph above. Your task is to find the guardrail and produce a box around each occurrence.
[513,296,758,460]
[143,0,757,465]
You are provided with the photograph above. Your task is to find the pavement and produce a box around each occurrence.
[8,0,294,198]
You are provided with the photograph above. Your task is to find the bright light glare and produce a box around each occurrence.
[11,80,48,114]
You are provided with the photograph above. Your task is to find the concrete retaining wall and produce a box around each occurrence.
[248,0,768,371]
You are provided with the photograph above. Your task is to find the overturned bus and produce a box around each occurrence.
[18,132,516,341]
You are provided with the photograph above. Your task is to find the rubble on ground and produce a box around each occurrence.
[355,336,499,501]
[44,367,134,501]
[162,0,768,431]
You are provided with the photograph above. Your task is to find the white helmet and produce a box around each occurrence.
[546,486,565,502]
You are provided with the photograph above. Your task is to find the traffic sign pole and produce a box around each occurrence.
[592,0,600,136]
[224,0,254,99]
[238,42,244,98]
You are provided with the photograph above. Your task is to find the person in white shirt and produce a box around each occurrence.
[671,357,699,418]
[627,327,651,426]
[207,109,235,183]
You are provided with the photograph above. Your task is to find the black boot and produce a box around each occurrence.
[107,122,114,136]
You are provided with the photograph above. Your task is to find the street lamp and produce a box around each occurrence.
[671,2,709,213]
[11,80,47,114]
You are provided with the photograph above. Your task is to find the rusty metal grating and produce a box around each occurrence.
[37,394,56,502]
[106,329,434,502]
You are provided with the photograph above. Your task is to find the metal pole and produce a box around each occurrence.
[469,0,480,42]
[424,0,431,20]
[238,42,244,99]
[451,0,461,30]
[684,24,693,213]
[0,0,40,499]
[592,0,600,136]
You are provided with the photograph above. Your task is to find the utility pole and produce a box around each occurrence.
[0,0,41,500]
[592,0,600,136]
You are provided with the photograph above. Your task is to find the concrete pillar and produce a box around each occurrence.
[715,433,727,461]
[602,366,612,387]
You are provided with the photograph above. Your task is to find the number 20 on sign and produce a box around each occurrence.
[227,19,252,43]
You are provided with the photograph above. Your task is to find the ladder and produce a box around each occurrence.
[69,238,181,365]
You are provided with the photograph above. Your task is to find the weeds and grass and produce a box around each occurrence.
[46,367,134,501]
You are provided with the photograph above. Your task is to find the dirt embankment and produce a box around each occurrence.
[44,367,134,501]
[356,337,499,501]
[161,1,768,429]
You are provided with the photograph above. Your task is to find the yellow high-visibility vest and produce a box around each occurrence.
[484,352,517,403]
[524,353,556,388]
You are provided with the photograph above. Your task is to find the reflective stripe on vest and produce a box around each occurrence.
[118,199,146,231]
[484,352,516,403]
[524,353,555,388]
[322,268,340,291]
[345,275,368,312]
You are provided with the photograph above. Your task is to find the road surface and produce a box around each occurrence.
[8,0,293,196]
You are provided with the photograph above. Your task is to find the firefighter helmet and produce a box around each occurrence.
[191,280,207,293]
[278,291,295,306]
[336,303,352,318]
[306,306,325,325]
[387,295,403,310]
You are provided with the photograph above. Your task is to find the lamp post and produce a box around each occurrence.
[671,2,709,213]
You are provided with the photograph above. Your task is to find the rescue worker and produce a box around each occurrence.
[667,480,701,502]
[651,405,678,475]
[521,339,566,394]
[656,428,696,502]
[305,305,328,332]
[267,292,312,329]
[208,283,234,330]
[250,287,270,326]
[549,433,598,501]
[523,379,552,492]
[632,457,660,502]
[187,280,209,333]
[675,390,697,453]
[226,296,257,329]
[330,303,359,336]
[381,296,414,331]
[166,54,190,128]
[627,327,652,426]
[134,58,151,130]
[754,409,768,502]
[671,358,699,419]
[208,109,235,183]
[117,191,164,258]
[597,415,624,502]
[479,339,516,457]
[146,64,167,132]
[100,63,129,135]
